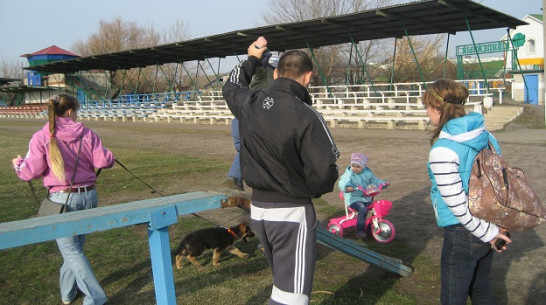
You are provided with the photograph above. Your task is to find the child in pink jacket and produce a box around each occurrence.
[12,94,114,305]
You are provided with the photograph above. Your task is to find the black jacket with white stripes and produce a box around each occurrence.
[222,56,339,205]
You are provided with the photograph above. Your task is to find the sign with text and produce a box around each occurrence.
[456,41,510,56]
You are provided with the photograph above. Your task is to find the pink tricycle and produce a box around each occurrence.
[327,183,396,243]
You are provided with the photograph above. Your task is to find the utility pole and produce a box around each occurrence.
[543,0,545,123]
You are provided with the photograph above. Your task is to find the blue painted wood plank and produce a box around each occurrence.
[148,226,177,305]
[316,227,413,277]
[0,192,226,250]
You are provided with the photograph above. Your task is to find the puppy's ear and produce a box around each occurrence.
[239,223,248,232]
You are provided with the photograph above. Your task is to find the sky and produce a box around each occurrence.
[0,0,542,69]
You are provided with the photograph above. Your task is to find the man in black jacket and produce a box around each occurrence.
[223,36,339,305]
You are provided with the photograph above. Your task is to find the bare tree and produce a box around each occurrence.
[72,17,161,56]
[70,17,194,98]
[162,19,191,44]
[389,34,456,83]
[262,0,452,86]
[1,58,24,79]
[262,0,394,86]
[0,58,25,105]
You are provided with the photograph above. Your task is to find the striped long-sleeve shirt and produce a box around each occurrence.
[429,145,499,242]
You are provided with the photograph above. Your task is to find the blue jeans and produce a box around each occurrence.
[228,118,242,180]
[440,224,496,305]
[349,201,370,234]
[50,189,108,305]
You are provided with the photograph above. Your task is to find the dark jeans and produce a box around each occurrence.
[441,224,496,305]
[349,201,369,234]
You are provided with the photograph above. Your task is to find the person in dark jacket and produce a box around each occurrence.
[223,36,339,305]
[227,55,278,191]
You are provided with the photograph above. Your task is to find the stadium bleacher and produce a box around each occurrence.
[0,83,496,130]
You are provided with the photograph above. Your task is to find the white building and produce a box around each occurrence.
[502,14,544,104]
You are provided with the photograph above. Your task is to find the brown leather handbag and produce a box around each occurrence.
[468,143,545,231]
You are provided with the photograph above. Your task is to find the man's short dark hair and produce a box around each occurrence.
[276,50,313,79]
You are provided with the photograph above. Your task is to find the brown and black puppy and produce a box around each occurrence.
[173,222,254,269]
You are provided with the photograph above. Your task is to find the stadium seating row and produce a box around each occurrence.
[0,87,490,130]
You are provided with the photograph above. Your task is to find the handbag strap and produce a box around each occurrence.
[60,137,83,213]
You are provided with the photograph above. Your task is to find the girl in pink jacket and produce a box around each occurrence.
[12,94,114,305]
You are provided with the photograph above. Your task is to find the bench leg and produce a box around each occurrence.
[148,226,177,305]
[418,120,427,130]
[387,120,395,129]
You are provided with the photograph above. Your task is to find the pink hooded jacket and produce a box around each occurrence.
[13,117,114,193]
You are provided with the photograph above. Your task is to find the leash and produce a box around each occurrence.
[27,180,41,205]
[114,159,164,196]
[114,158,242,226]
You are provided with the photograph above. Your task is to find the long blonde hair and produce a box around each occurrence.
[47,94,80,181]
[423,79,468,144]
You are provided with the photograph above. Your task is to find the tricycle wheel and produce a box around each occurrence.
[327,223,343,237]
[371,219,395,243]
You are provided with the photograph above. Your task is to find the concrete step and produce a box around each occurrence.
[482,105,523,131]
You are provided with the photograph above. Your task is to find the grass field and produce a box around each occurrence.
[1,116,544,305]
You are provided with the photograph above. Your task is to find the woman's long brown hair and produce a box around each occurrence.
[47,94,79,181]
[422,79,468,145]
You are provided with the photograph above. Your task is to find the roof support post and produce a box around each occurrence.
[137,65,155,102]
[70,73,102,102]
[71,70,109,102]
[92,70,111,101]
[465,17,490,94]
[503,43,508,90]
[157,62,177,96]
[197,61,215,97]
[346,43,353,85]
[136,67,143,95]
[115,71,124,101]
[63,76,85,99]
[152,65,159,95]
[181,61,203,101]
[232,51,242,64]
[349,36,377,95]
[99,70,112,101]
[204,56,222,92]
[457,55,464,80]
[304,41,331,97]
[171,63,180,98]
[443,34,450,79]
[404,28,425,86]
[506,30,529,102]
[390,38,397,90]
[118,68,139,103]
[120,68,135,94]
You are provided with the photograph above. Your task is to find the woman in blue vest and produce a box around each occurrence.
[424,79,511,305]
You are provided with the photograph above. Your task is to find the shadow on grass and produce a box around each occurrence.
[492,227,544,305]
[103,260,155,303]
[172,237,271,303]
[317,187,436,305]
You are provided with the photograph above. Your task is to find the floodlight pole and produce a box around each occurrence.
[543,0,546,123]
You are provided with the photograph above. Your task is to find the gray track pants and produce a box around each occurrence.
[250,201,318,305]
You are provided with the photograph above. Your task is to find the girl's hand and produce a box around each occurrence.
[346,186,354,192]
[490,230,511,252]
[12,155,22,167]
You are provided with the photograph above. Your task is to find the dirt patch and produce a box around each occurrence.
[96,116,543,304]
[6,114,546,304]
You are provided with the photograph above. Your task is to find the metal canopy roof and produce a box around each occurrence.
[0,78,21,86]
[28,0,526,74]
[0,85,55,93]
